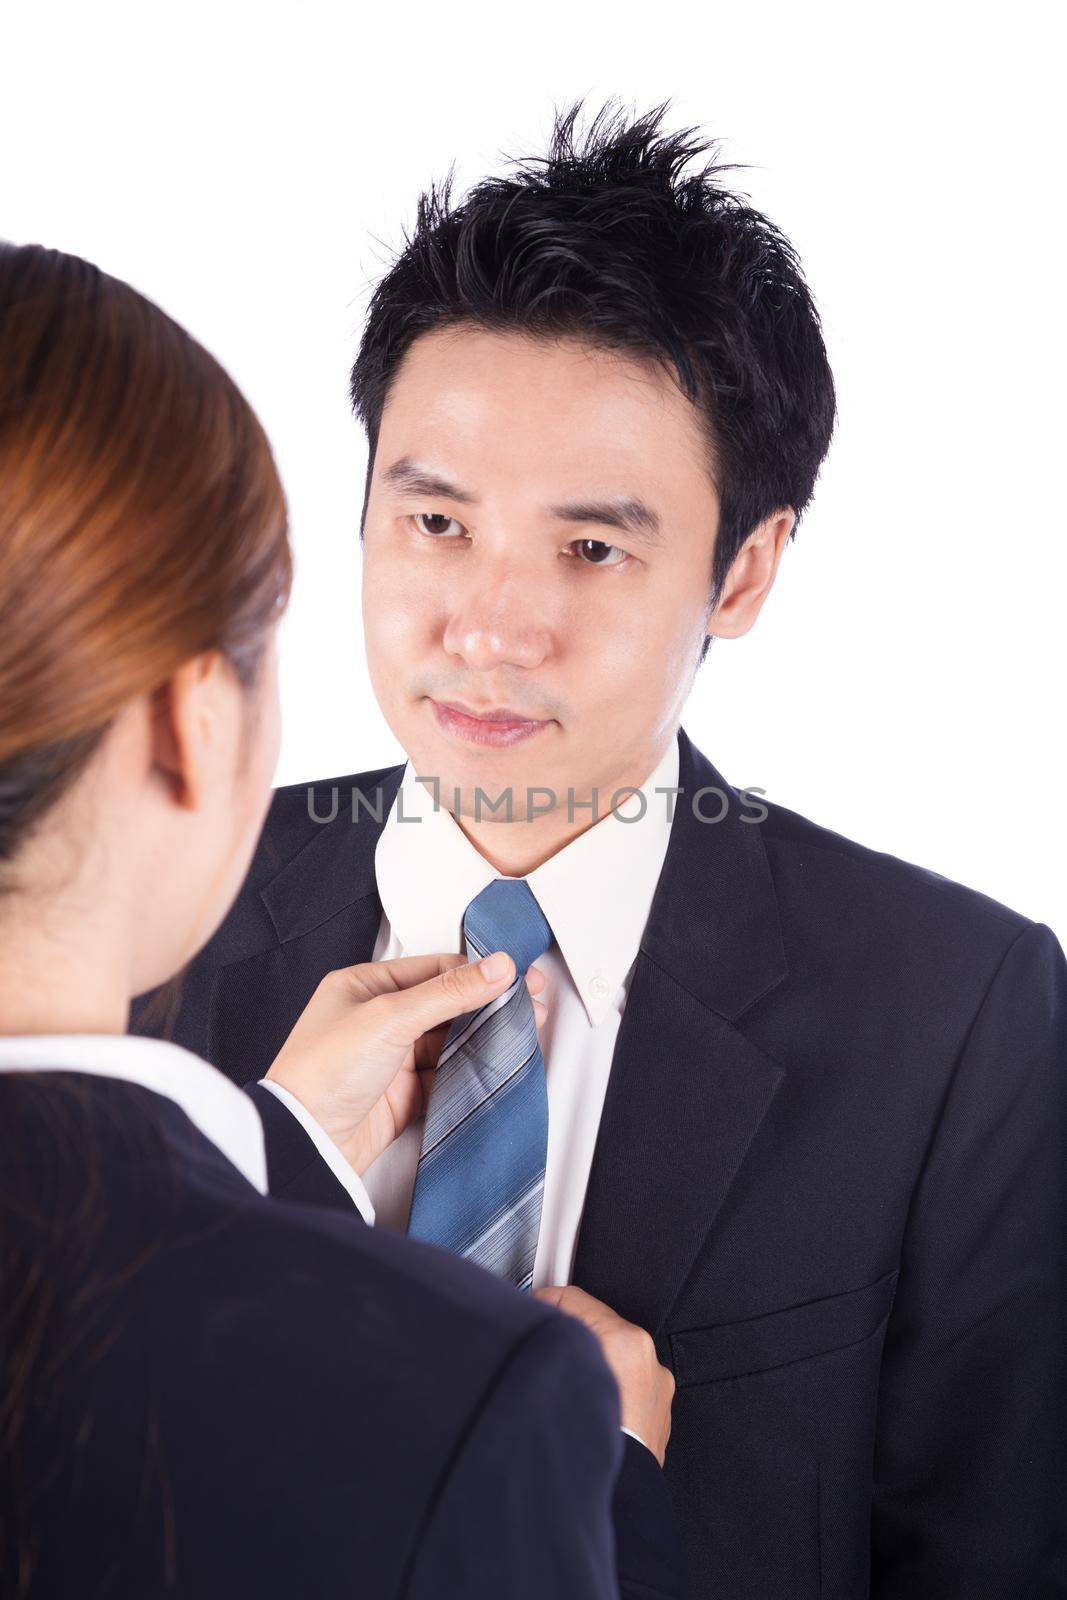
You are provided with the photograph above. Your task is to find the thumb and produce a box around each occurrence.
[369,950,515,1046]
[532,1286,568,1310]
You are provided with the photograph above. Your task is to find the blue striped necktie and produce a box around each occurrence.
[406,877,553,1291]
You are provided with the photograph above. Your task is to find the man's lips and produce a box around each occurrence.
[433,700,548,727]
[428,698,553,747]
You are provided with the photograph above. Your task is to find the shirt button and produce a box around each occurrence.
[589,975,610,1000]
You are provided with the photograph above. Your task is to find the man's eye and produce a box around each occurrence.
[571,538,628,567]
[413,512,466,538]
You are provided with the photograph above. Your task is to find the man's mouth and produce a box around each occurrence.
[428,699,552,748]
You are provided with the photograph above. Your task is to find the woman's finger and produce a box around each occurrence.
[337,951,469,998]
[412,1023,448,1073]
[367,951,516,1046]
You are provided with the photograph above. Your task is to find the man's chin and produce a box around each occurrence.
[406,747,572,825]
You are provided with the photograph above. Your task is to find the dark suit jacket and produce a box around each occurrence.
[130,724,1067,1598]
[0,1072,680,1599]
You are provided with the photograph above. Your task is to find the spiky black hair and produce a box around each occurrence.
[351,98,837,650]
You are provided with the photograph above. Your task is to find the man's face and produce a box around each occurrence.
[361,326,720,825]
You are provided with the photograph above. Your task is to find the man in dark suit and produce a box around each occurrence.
[133,100,1066,1596]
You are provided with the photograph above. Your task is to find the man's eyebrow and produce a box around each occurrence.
[380,458,478,505]
[381,458,663,546]
[548,497,663,546]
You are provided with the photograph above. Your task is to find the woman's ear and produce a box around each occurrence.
[706,509,795,642]
[147,651,235,811]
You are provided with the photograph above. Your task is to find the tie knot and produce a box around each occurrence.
[463,878,552,975]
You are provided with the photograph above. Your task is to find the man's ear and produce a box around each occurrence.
[706,509,795,641]
[147,652,229,811]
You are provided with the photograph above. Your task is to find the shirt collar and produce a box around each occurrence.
[374,734,680,1027]
[0,1032,268,1193]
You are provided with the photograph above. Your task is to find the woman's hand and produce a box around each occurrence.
[533,1285,676,1466]
[264,952,547,1175]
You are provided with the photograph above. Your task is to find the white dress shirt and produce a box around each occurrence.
[363,735,680,1291]
[0,1031,269,1194]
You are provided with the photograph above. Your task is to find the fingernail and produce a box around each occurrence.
[479,952,510,981]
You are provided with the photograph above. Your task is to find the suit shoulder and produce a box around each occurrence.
[756,794,1035,944]
[197,1187,594,1402]
[167,1196,616,1586]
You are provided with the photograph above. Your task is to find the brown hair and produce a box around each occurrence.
[0,240,292,874]
[0,242,292,1593]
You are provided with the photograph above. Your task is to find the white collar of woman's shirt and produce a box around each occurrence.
[374,735,681,1027]
[0,1032,268,1194]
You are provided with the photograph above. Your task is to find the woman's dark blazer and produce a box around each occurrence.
[0,1072,681,1599]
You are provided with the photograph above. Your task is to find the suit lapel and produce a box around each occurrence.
[260,763,405,944]
[571,727,789,1336]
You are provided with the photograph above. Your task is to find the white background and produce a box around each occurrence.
[4,1,1064,939]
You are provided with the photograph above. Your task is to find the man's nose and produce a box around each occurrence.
[441,563,554,672]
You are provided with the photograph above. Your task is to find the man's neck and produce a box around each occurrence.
[451,802,601,877]
[441,733,679,877]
